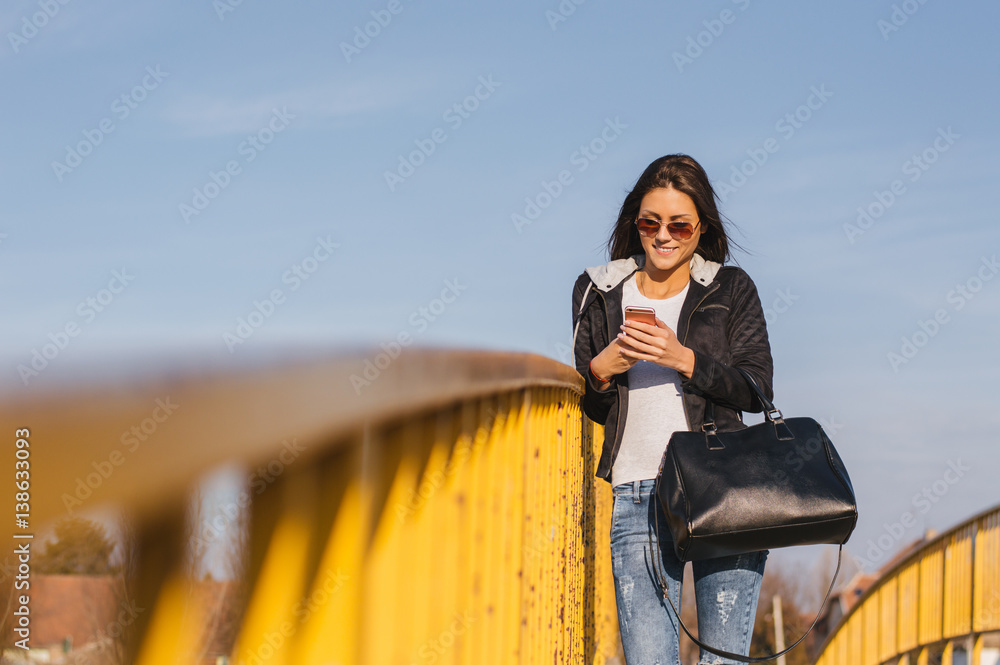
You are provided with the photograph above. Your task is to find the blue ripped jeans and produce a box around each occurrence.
[610,478,767,665]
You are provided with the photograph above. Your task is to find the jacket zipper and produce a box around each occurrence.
[601,272,720,478]
[655,280,719,477]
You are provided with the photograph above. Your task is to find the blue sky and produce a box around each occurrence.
[3,1,999,578]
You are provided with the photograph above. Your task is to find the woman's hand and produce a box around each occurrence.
[590,336,640,387]
[617,316,697,378]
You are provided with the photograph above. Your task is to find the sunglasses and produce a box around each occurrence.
[634,217,700,240]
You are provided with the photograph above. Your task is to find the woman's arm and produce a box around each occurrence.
[572,275,617,423]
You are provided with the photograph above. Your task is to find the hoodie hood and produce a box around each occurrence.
[585,252,722,292]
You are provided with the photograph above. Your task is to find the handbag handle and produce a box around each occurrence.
[648,499,845,663]
[702,366,794,443]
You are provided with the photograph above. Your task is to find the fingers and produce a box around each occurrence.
[618,344,653,363]
[617,331,657,356]
[623,320,672,334]
[619,323,647,343]
[621,320,673,343]
[619,321,674,364]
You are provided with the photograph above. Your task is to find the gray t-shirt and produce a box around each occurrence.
[611,274,691,487]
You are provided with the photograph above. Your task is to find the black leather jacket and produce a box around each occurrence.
[571,252,774,484]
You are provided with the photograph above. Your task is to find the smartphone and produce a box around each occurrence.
[624,306,656,327]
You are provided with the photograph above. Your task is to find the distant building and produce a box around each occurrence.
[1,574,239,664]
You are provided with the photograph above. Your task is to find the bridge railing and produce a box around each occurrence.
[814,503,1000,665]
[1,348,621,664]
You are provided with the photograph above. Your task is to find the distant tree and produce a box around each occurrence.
[751,567,814,665]
[748,550,856,665]
[35,517,115,575]
[186,482,250,662]
[106,513,139,665]
[68,512,139,665]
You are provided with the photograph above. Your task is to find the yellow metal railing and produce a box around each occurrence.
[815,504,1000,665]
[0,348,620,664]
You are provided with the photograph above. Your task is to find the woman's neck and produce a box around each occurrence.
[638,263,691,299]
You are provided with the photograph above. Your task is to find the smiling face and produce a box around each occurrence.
[636,186,702,279]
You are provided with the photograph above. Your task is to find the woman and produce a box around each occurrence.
[571,154,773,664]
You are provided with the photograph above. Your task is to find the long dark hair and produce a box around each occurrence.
[607,154,743,263]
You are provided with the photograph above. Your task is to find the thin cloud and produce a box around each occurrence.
[160,76,436,137]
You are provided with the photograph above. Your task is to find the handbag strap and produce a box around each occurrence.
[647,497,845,663]
[701,366,794,442]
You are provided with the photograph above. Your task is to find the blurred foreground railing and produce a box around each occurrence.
[814,504,1000,665]
[0,348,620,664]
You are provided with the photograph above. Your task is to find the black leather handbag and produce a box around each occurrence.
[651,366,858,662]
